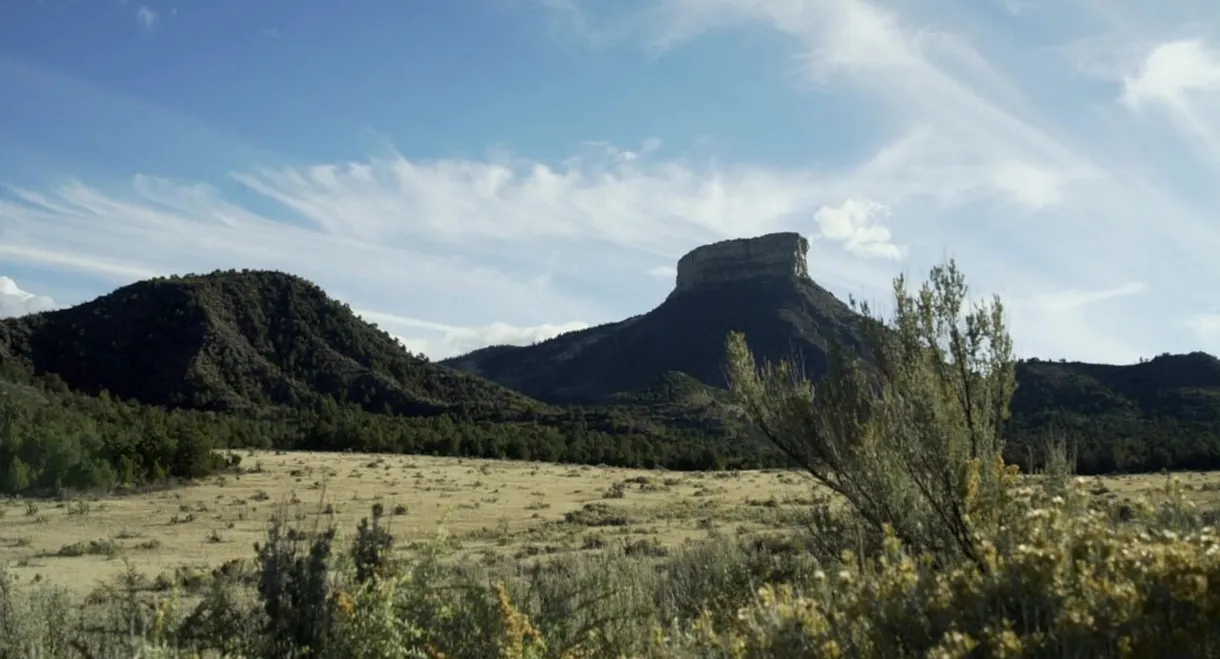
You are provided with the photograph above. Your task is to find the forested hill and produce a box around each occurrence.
[0,269,541,418]
[1009,353,1220,474]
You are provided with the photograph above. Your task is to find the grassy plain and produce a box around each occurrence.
[2,449,1219,598]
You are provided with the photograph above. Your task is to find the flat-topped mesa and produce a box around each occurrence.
[672,232,810,295]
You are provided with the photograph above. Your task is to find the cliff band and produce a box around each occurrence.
[672,232,810,296]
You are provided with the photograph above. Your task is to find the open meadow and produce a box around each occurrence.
[3,449,1220,599]
[0,450,818,597]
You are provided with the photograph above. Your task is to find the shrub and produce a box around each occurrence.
[725,259,1040,569]
[660,481,1220,658]
[351,503,395,585]
[253,509,339,658]
[4,484,1220,657]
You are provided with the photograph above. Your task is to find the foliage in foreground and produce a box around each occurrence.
[3,479,1220,658]
[726,259,1021,568]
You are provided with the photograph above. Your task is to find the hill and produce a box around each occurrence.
[1010,353,1220,473]
[0,269,540,418]
[442,233,866,402]
[444,233,1220,475]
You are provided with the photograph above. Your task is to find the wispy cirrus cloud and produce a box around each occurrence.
[356,309,589,359]
[0,142,904,359]
[541,0,1220,361]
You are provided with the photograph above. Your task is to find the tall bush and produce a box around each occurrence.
[725,260,1024,567]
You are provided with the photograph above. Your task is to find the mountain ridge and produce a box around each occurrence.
[4,234,1220,481]
[441,273,865,403]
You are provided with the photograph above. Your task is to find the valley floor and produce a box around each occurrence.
[2,450,1218,597]
[1,450,814,595]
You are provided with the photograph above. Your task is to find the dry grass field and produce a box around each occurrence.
[2,449,1220,598]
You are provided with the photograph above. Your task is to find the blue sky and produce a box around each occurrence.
[1,0,1219,363]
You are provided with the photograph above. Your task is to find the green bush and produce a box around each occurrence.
[725,259,1029,569]
[655,480,1220,658]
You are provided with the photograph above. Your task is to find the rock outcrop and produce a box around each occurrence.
[672,232,809,295]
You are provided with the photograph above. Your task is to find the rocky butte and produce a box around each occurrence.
[671,232,810,296]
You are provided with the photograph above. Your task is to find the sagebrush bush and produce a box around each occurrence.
[655,478,1220,658]
[725,259,1026,570]
[6,481,1220,658]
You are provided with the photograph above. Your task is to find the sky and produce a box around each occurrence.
[1,0,1219,363]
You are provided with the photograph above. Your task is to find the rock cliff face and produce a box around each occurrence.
[672,232,810,295]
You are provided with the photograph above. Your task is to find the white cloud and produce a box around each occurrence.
[445,321,590,355]
[1,145,878,358]
[1186,314,1220,357]
[814,198,903,260]
[988,161,1065,211]
[1024,282,1149,314]
[0,277,56,318]
[646,265,677,279]
[358,310,589,360]
[1120,39,1220,158]
[222,141,838,255]
[135,6,157,29]
[1008,282,1150,362]
[1121,40,1220,111]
